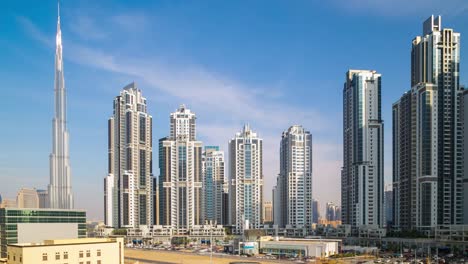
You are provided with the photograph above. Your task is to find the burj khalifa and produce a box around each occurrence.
[48,2,74,209]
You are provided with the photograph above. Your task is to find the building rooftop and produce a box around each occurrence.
[0,207,85,212]
[9,238,120,248]
[260,236,342,243]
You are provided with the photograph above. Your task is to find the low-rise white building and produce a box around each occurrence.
[435,225,468,241]
[259,237,340,258]
[126,225,225,244]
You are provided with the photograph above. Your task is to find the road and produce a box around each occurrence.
[124,248,284,264]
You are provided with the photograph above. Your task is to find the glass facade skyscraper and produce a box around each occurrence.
[202,146,226,225]
[342,70,384,228]
[393,15,463,231]
[229,125,263,234]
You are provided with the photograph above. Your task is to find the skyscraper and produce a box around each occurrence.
[274,125,313,229]
[384,186,393,227]
[104,82,153,228]
[37,190,49,208]
[48,2,73,209]
[326,202,339,221]
[159,105,203,233]
[463,90,468,225]
[392,92,414,230]
[393,16,463,231]
[202,146,227,225]
[342,70,384,228]
[229,125,263,234]
[312,199,320,223]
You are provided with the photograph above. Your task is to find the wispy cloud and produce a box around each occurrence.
[111,13,149,32]
[332,0,468,17]
[16,16,52,47]
[69,15,108,41]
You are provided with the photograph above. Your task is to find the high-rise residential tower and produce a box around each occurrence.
[393,16,463,231]
[463,90,468,224]
[104,82,153,228]
[274,125,313,230]
[48,2,73,209]
[392,92,414,230]
[202,146,227,225]
[229,125,263,234]
[342,70,384,228]
[159,105,203,234]
[413,15,462,227]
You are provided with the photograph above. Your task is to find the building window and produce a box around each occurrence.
[79,251,84,258]
[97,260,102,264]
[97,249,101,256]
[42,253,48,261]
[86,250,91,257]
[56,252,60,260]
[64,251,68,259]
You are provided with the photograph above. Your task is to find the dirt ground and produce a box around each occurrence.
[124,248,281,264]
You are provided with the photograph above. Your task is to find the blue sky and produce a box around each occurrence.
[1,0,467,220]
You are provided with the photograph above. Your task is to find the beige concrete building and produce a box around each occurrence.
[262,201,273,224]
[6,238,124,264]
[105,83,154,228]
[0,199,16,209]
[16,189,39,209]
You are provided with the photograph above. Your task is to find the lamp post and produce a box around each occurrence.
[210,220,217,264]
[210,220,213,264]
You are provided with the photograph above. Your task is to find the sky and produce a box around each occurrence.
[1,0,468,220]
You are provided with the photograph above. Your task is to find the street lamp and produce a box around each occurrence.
[210,220,217,264]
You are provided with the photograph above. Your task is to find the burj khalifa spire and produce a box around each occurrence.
[48,1,74,209]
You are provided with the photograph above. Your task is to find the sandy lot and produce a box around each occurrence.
[124,248,282,264]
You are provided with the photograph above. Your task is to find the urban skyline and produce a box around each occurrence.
[2,1,468,220]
